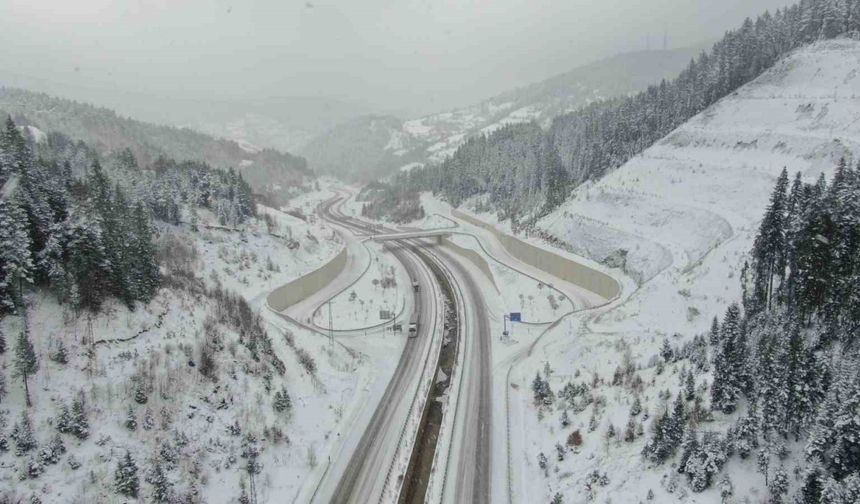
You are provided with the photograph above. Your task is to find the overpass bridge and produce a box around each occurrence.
[369,229,452,243]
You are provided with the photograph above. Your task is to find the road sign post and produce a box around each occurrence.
[503,312,521,341]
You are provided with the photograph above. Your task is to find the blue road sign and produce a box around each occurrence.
[509,312,521,322]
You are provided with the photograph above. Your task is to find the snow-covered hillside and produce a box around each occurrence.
[508,38,860,503]
[302,47,701,181]
[0,184,371,503]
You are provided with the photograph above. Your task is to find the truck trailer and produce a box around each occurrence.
[408,312,419,337]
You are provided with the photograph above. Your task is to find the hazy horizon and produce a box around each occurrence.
[0,0,796,139]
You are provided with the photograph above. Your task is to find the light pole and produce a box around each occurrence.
[328,299,334,347]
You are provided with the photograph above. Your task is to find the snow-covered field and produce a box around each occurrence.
[505,38,860,503]
[311,241,407,331]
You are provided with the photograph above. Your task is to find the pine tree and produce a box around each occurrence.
[70,393,89,440]
[708,316,720,346]
[115,451,140,498]
[56,403,72,434]
[678,428,699,474]
[147,461,171,503]
[733,411,759,459]
[125,405,137,431]
[752,168,788,311]
[65,210,110,311]
[711,303,742,413]
[0,201,34,312]
[41,433,65,465]
[12,410,37,456]
[143,408,155,431]
[273,387,292,416]
[14,328,38,407]
[623,418,636,442]
[130,202,159,302]
[630,395,642,416]
[660,338,674,362]
[51,341,68,365]
[135,379,149,405]
[685,432,727,492]
[792,178,834,319]
[242,433,262,504]
[238,478,251,504]
[807,366,860,479]
[684,370,696,401]
[769,465,789,503]
[0,328,5,354]
[800,462,825,504]
[757,447,771,485]
[668,393,687,448]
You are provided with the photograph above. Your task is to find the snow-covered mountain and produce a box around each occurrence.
[510,37,860,504]
[0,87,312,205]
[179,96,381,155]
[302,46,702,181]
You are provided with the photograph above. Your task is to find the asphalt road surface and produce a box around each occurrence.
[319,194,492,504]
[320,196,442,504]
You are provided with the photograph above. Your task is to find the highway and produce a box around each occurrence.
[436,245,492,504]
[317,193,493,504]
[318,195,445,504]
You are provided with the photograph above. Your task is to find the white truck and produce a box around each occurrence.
[408,312,420,337]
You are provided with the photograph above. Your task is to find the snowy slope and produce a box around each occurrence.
[0,190,378,504]
[507,38,860,503]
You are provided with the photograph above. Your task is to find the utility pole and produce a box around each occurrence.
[328,300,334,347]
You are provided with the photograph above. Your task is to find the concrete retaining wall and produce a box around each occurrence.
[440,237,498,291]
[452,210,620,300]
[266,248,348,312]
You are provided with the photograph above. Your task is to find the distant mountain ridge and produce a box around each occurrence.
[301,45,704,181]
[0,86,311,204]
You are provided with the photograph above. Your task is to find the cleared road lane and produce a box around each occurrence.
[318,194,445,504]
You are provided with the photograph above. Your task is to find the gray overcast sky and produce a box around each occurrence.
[0,0,794,119]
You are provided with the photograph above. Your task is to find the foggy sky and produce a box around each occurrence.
[0,0,795,121]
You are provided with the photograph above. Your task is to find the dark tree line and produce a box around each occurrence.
[0,118,159,313]
[357,180,425,223]
[644,160,860,502]
[397,0,860,224]
[146,156,256,227]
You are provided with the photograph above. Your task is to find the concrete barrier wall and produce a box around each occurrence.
[266,248,348,312]
[452,210,620,300]
[440,237,498,291]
